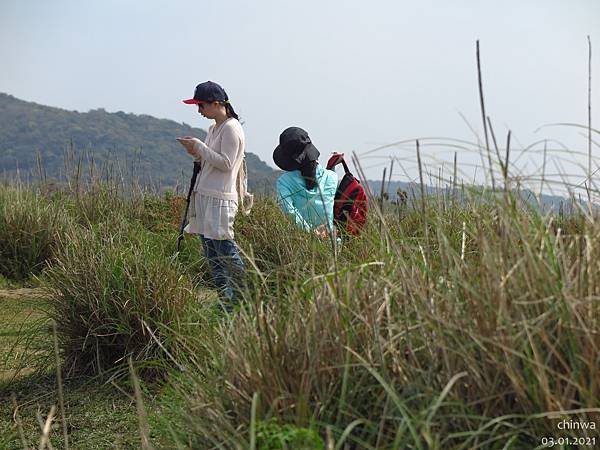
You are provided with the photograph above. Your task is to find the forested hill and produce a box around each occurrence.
[0,93,279,192]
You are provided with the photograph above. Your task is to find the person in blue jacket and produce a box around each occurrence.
[273,127,338,238]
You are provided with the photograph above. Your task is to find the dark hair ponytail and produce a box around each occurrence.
[224,102,240,120]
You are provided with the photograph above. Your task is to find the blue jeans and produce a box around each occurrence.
[200,235,246,305]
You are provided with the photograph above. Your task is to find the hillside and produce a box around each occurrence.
[0,93,279,193]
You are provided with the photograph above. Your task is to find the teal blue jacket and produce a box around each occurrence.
[276,165,338,232]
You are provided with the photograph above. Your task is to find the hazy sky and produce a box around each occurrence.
[1,0,599,191]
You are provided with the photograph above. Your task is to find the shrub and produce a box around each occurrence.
[235,199,326,269]
[256,419,324,450]
[0,184,69,280]
[45,219,200,378]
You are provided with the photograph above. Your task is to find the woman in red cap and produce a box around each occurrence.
[177,81,249,312]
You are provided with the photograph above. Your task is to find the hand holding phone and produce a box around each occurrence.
[176,136,197,155]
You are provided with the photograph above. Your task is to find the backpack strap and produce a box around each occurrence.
[326,152,350,174]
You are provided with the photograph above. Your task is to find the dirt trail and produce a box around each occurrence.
[0,288,48,300]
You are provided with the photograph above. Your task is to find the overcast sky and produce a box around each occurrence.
[1,0,599,191]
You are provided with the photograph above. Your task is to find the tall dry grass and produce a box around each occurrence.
[44,217,206,379]
[157,191,600,449]
[0,183,70,280]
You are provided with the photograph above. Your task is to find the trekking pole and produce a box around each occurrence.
[177,161,201,253]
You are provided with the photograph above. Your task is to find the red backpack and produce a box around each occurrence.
[326,152,368,235]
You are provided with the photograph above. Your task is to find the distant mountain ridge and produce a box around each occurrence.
[368,179,585,214]
[0,93,580,211]
[0,93,279,192]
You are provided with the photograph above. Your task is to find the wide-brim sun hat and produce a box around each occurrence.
[273,127,320,171]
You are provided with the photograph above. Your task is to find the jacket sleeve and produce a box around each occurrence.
[276,177,312,232]
[323,170,338,225]
[191,125,240,171]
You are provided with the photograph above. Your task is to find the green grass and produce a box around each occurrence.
[1,374,143,450]
[0,289,49,387]
[0,289,155,449]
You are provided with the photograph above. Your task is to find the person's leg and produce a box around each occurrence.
[210,239,246,305]
[219,239,246,296]
[201,235,232,300]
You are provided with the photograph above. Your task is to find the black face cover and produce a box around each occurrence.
[300,160,318,190]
